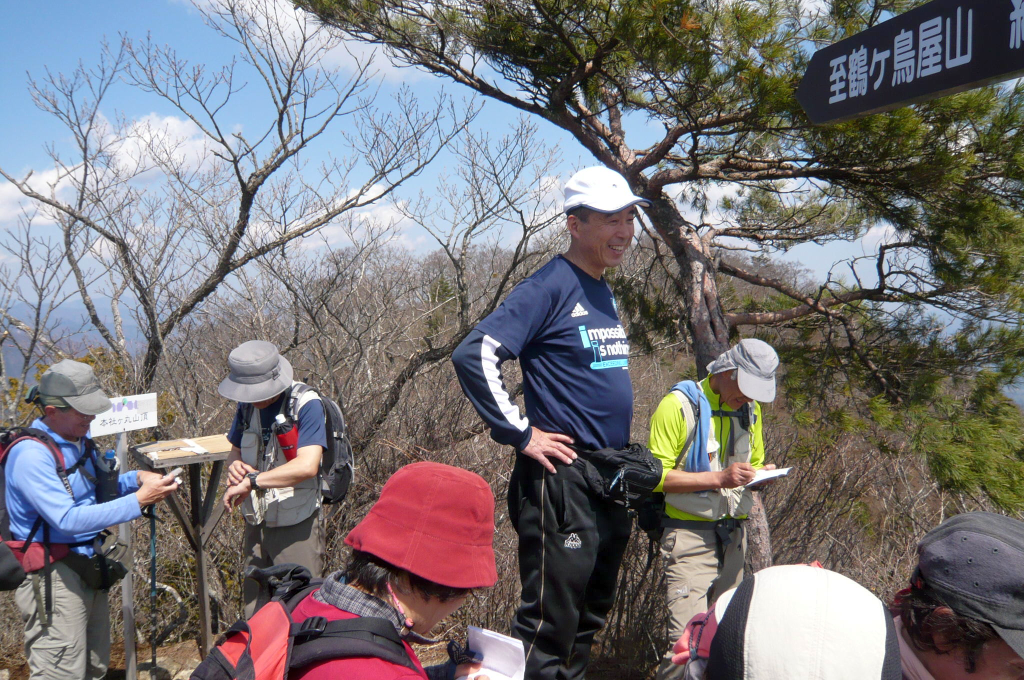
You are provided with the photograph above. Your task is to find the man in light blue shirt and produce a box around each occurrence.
[6,360,178,680]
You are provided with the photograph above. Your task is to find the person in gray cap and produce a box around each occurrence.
[893,511,1024,679]
[647,338,779,680]
[219,341,327,616]
[6,359,178,680]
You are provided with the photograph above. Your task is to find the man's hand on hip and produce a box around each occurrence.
[521,427,577,474]
[718,462,756,489]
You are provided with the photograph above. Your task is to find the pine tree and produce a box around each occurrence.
[301,0,1024,561]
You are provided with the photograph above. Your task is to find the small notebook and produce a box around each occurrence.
[747,467,792,487]
[458,626,526,680]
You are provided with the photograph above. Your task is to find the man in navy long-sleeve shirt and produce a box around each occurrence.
[452,166,648,680]
[6,360,178,680]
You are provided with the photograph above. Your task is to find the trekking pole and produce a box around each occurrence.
[148,505,158,680]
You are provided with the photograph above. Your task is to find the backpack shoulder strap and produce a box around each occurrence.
[239,402,254,428]
[288,615,418,672]
[66,439,96,478]
[669,390,701,470]
[287,383,320,419]
[711,402,756,429]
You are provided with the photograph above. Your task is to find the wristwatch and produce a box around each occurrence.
[247,472,262,491]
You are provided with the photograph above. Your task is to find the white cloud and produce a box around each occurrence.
[802,0,829,17]
[0,167,79,227]
[117,113,213,178]
[862,223,899,249]
[174,0,420,83]
[1,110,213,230]
[665,180,743,228]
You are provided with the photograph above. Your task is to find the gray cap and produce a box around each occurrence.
[706,339,779,403]
[916,512,1024,659]
[39,360,112,416]
[218,341,293,403]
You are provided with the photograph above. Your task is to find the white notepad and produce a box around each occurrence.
[457,626,526,680]
[747,467,792,487]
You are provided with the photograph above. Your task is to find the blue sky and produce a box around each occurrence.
[3,1,1022,405]
[0,0,937,352]
[2,2,230,169]
[0,0,861,276]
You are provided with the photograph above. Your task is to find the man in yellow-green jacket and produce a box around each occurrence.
[649,339,779,680]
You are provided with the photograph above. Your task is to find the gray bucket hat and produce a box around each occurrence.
[706,338,779,403]
[39,360,112,416]
[218,341,293,403]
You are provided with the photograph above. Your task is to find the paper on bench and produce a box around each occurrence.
[458,626,526,680]
[180,438,209,454]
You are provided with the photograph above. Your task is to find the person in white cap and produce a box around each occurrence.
[452,166,649,679]
[648,338,780,680]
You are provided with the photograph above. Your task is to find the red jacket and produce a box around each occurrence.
[290,594,429,680]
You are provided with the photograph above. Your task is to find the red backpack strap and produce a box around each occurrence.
[194,600,292,680]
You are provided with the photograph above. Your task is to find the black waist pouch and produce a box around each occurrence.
[64,552,128,591]
[577,443,661,508]
[63,532,130,590]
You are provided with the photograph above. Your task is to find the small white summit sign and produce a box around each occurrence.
[90,393,158,437]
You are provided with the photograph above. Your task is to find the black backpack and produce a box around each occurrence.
[191,564,415,680]
[241,383,354,505]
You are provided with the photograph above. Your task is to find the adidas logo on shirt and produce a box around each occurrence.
[571,303,588,318]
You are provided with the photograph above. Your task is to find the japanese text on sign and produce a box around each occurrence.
[798,0,1024,125]
[828,7,973,105]
[90,393,159,437]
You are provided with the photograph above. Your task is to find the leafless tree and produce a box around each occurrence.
[0,0,473,391]
[0,216,82,423]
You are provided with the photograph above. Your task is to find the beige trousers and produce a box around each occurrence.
[14,559,110,680]
[242,511,324,617]
[655,523,746,680]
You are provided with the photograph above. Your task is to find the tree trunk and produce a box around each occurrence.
[641,192,774,573]
[744,493,773,574]
[640,195,731,370]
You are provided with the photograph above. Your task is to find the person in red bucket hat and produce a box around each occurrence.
[291,461,498,680]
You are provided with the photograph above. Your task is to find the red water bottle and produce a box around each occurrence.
[274,414,299,461]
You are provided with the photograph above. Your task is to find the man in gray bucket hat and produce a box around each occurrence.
[648,338,780,680]
[893,511,1024,679]
[6,360,178,680]
[219,341,327,616]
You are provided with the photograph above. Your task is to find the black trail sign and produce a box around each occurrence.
[797,0,1024,125]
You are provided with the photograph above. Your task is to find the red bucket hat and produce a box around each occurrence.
[345,462,497,589]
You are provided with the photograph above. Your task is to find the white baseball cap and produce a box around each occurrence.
[563,166,650,214]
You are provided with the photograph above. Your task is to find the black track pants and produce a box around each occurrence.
[508,454,632,680]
